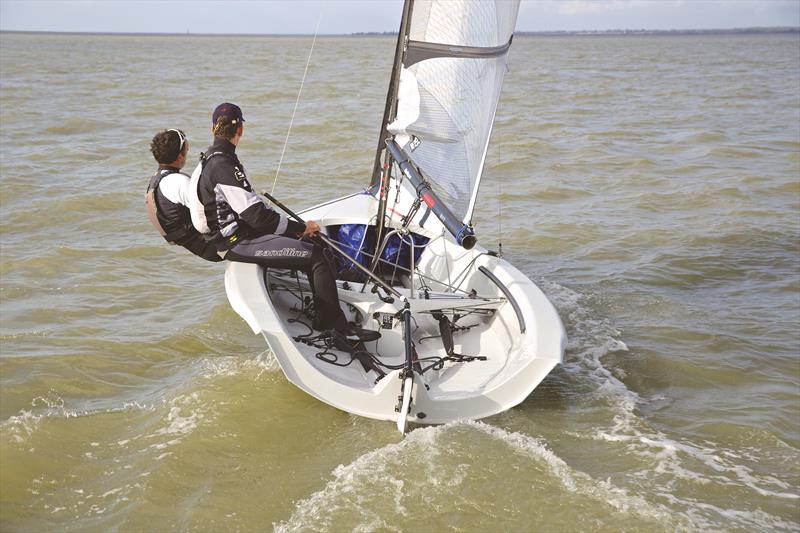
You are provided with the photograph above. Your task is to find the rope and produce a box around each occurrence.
[270,13,322,195]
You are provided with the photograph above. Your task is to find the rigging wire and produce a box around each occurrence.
[270,12,323,195]
[498,157,503,257]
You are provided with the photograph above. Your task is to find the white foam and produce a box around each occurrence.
[541,280,800,527]
[1,394,157,446]
[276,427,438,532]
[100,488,122,498]
[158,396,204,437]
[659,492,800,531]
[133,392,209,459]
[583,354,800,505]
[2,409,44,443]
[278,422,680,531]
[196,350,281,380]
[467,421,679,523]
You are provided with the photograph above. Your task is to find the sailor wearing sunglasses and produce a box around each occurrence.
[145,128,222,262]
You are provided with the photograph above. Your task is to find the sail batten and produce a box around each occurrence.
[384,0,520,227]
[405,38,513,66]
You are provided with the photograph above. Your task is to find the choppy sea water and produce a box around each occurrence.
[1,32,798,532]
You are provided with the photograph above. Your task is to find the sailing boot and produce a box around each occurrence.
[331,329,386,378]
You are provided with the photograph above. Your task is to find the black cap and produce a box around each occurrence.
[212,103,245,125]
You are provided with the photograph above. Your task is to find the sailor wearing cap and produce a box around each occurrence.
[191,103,354,336]
[145,129,222,262]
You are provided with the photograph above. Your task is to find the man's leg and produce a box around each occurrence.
[226,234,384,376]
[306,244,349,331]
[225,234,347,332]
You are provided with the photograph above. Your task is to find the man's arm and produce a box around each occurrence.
[238,197,305,235]
[175,231,223,262]
[212,160,305,236]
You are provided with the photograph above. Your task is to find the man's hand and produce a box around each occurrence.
[302,220,320,238]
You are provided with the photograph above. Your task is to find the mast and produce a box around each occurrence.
[370,0,414,188]
[367,0,414,274]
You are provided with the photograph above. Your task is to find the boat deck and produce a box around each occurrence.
[265,269,511,396]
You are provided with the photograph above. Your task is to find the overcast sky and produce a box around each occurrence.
[0,0,798,34]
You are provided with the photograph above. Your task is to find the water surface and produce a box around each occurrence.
[1,32,799,531]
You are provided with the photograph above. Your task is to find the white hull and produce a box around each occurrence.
[224,188,566,425]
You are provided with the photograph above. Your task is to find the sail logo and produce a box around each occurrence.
[409,135,421,151]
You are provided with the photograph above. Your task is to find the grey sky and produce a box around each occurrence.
[0,0,797,34]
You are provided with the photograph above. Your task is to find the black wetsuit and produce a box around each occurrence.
[195,137,347,332]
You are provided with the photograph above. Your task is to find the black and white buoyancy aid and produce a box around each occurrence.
[188,149,247,244]
[187,151,231,237]
[145,168,194,244]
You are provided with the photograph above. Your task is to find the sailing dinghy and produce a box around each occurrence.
[225,0,566,432]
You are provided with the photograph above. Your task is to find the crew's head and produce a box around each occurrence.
[150,129,188,168]
[212,102,245,141]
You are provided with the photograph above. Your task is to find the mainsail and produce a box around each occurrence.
[374,0,521,228]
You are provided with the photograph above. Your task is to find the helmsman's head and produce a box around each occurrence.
[212,102,245,143]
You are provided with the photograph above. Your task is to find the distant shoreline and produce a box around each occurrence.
[358,27,800,36]
[1,27,798,38]
[516,27,799,36]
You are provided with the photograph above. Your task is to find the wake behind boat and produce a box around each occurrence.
[225,0,566,431]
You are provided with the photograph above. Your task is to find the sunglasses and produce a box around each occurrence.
[167,129,186,151]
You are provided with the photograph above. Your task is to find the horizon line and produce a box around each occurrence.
[1,26,798,38]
